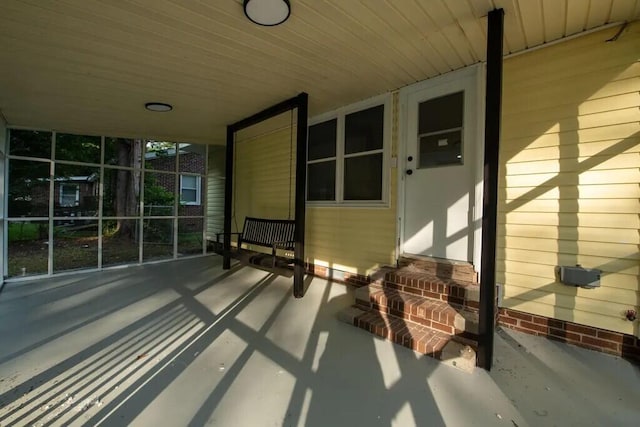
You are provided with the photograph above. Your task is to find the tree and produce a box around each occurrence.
[111,139,142,238]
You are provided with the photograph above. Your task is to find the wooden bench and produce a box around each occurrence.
[216,217,296,267]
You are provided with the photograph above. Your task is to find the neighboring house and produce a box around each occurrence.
[9,175,98,218]
[144,145,205,219]
[229,22,640,360]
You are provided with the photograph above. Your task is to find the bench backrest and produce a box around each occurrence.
[241,217,295,249]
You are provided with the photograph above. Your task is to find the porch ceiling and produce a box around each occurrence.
[0,0,638,145]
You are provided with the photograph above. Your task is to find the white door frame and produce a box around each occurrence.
[396,64,486,274]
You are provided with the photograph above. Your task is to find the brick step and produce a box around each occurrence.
[398,255,478,283]
[355,284,479,339]
[338,306,477,372]
[380,268,480,312]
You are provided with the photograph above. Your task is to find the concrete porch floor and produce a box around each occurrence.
[0,256,637,426]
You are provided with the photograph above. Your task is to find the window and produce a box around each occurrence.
[307,96,389,204]
[59,184,79,207]
[417,91,464,168]
[180,175,201,205]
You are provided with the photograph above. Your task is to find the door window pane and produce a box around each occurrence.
[344,153,383,200]
[308,119,336,161]
[307,161,335,201]
[56,133,101,164]
[418,92,464,134]
[9,130,52,159]
[345,105,384,154]
[418,130,463,168]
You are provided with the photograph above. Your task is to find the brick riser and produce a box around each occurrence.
[355,284,479,342]
[353,310,450,357]
[382,269,480,313]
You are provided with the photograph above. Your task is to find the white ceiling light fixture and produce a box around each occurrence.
[243,0,291,26]
[145,102,173,112]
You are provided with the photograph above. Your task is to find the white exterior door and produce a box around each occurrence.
[401,67,481,262]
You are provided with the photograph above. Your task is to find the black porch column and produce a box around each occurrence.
[223,125,234,270]
[293,93,308,297]
[478,8,504,371]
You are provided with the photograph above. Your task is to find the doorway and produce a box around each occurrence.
[400,66,482,263]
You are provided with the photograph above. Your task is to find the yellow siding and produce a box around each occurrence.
[231,96,398,275]
[234,124,297,233]
[499,22,640,336]
[206,145,225,239]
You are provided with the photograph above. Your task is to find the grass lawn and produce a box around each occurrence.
[7,224,204,277]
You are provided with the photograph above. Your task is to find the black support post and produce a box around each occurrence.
[223,126,234,270]
[478,8,504,371]
[293,93,308,298]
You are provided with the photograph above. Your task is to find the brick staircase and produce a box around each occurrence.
[339,255,480,371]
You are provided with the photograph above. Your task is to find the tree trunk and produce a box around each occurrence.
[114,139,143,238]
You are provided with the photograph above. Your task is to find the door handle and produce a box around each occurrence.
[406,169,413,175]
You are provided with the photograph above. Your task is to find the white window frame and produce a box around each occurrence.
[180,174,201,206]
[307,93,391,207]
[59,183,80,207]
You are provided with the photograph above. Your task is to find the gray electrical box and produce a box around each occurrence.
[557,265,601,289]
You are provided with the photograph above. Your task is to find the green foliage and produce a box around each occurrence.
[8,222,44,242]
[144,174,175,206]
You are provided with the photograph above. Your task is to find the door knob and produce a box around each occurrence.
[406,169,413,175]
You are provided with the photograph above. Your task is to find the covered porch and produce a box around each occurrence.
[0,256,638,426]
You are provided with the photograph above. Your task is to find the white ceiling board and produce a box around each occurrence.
[610,0,639,21]
[542,0,568,41]
[518,0,545,47]
[565,0,591,35]
[0,0,636,144]
[586,0,614,28]
[446,0,489,61]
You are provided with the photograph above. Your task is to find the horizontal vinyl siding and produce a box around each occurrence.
[206,145,225,239]
[498,22,640,336]
[234,125,296,252]
[306,175,396,275]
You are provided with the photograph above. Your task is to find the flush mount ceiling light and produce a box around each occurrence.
[243,0,291,26]
[145,102,173,112]
[144,102,173,113]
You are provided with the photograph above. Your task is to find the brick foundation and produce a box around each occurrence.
[499,308,640,362]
